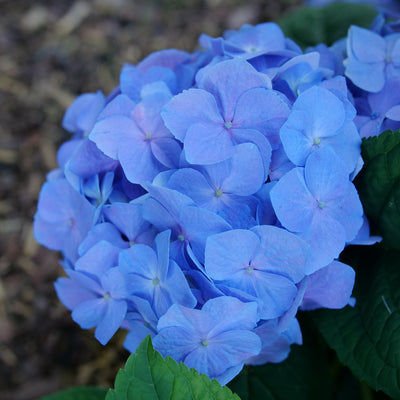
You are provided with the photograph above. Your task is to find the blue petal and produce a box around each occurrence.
[76,240,120,278]
[251,225,308,283]
[95,299,127,345]
[54,277,97,310]
[345,58,385,93]
[162,88,223,141]
[205,230,260,280]
[215,143,264,196]
[167,168,214,205]
[301,212,346,274]
[72,298,106,329]
[89,115,138,159]
[197,58,269,121]
[347,25,386,64]
[270,167,315,233]
[301,261,355,310]
[185,122,233,164]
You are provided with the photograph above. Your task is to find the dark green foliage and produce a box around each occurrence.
[356,130,400,250]
[228,315,334,400]
[279,3,377,48]
[313,248,400,399]
[40,386,108,400]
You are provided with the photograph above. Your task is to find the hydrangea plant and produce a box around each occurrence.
[36,3,400,399]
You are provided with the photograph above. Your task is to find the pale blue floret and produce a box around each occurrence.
[153,296,261,385]
[270,147,363,273]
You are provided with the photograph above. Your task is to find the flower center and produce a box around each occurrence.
[145,132,153,141]
[318,201,326,209]
[67,218,75,227]
[201,339,209,347]
[224,121,233,129]
[246,266,254,274]
[313,137,321,146]
[103,292,111,300]
[152,277,160,286]
[215,189,223,197]
[371,112,379,120]
[177,234,185,242]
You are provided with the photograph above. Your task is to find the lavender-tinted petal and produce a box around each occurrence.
[151,137,181,169]
[153,325,200,361]
[326,182,363,242]
[179,205,231,263]
[62,91,105,134]
[76,241,120,278]
[68,138,118,178]
[168,168,214,205]
[185,122,233,165]
[251,225,308,283]
[118,138,162,184]
[54,277,97,310]
[78,223,127,255]
[162,89,223,141]
[89,115,138,159]
[205,297,259,334]
[232,128,272,174]
[233,87,290,136]
[304,147,349,202]
[205,230,260,281]
[301,261,355,310]
[386,104,400,121]
[302,212,346,274]
[245,271,297,319]
[322,122,361,174]
[185,330,260,378]
[197,58,268,120]
[220,143,265,196]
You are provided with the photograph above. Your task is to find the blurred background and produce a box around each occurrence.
[0,1,302,399]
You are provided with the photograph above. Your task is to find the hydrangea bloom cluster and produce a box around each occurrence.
[34,17,392,385]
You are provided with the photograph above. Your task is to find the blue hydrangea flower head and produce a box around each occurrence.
[33,16,383,385]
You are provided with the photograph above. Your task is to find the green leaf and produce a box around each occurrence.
[356,130,400,250]
[312,248,400,399]
[278,3,377,48]
[40,386,108,400]
[106,336,240,400]
[228,314,334,400]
